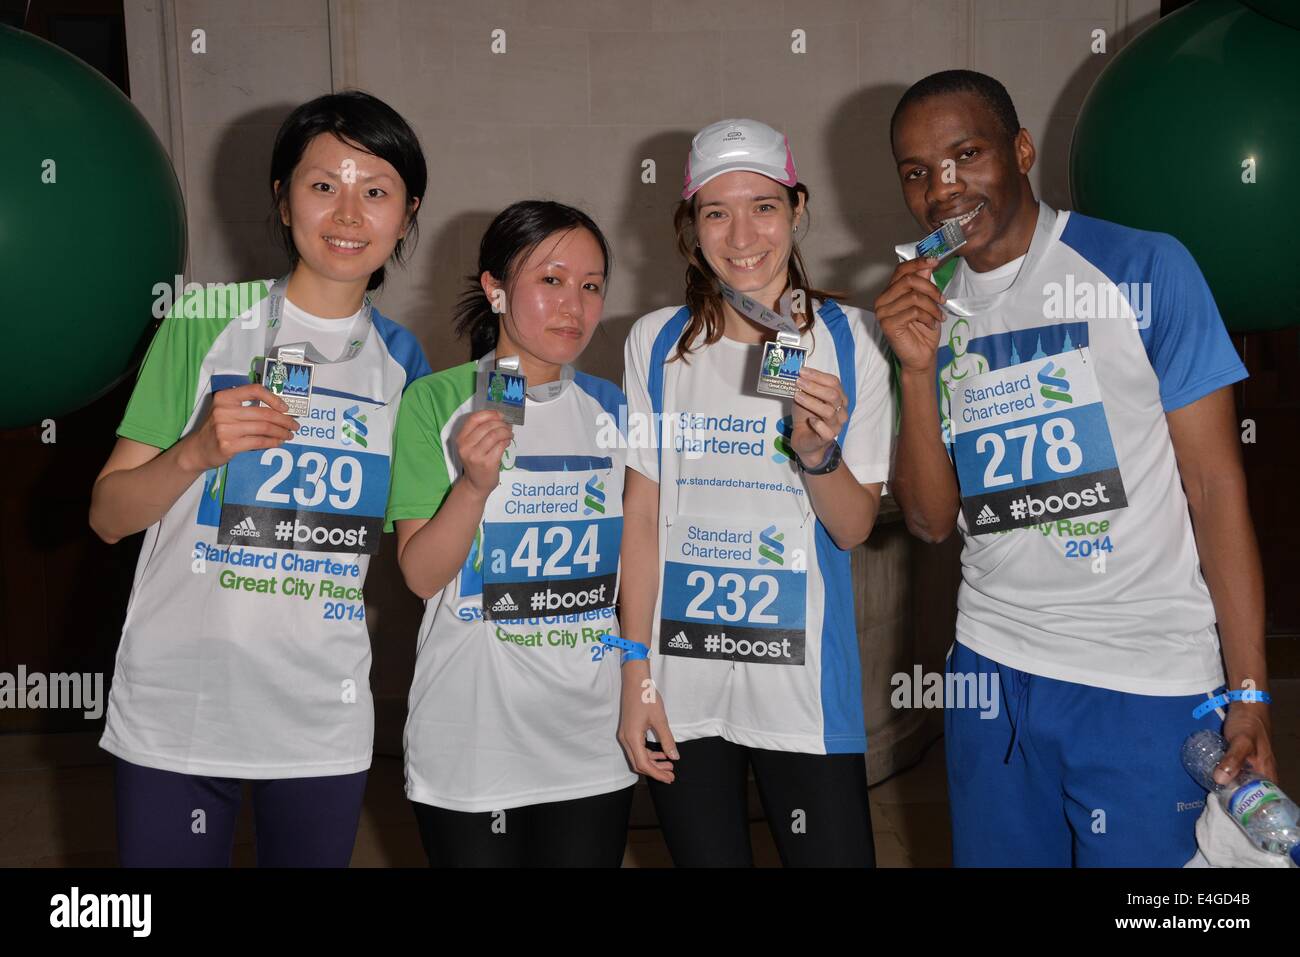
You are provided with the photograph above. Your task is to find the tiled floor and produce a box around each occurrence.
[1,677,1295,867]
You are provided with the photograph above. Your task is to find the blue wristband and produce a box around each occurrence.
[1191,688,1272,719]
[600,634,650,663]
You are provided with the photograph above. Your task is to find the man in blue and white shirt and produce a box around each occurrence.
[878,70,1276,866]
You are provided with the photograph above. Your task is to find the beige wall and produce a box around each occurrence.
[127,0,1160,385]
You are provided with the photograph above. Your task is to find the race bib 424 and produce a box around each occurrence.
[481,473,621,620]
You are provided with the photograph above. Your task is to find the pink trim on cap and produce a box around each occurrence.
[782,135,797,185]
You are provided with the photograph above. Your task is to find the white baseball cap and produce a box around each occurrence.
[682,118,798,200]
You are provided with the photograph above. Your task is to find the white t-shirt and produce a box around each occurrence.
[936,203,1247,694]
[277,299,367,359]
[101,279,430,777]
[962,254,1023,297]
[624,300,894,754]
[386,353,637,812]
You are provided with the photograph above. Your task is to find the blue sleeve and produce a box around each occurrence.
[573,370,626,432]
[373,312,433,391]
[1142,235,1246,412]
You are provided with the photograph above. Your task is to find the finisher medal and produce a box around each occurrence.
[717,281,807,397]
[756,337,806,397]
[257,350,314,417]
[478,354,527,425]
[912,219,967,263]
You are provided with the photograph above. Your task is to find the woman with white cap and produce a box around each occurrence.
[617,119,895,866]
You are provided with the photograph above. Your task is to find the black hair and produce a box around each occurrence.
[455,201,613,360]
[890,70,1021,152]
[269,90,427,291]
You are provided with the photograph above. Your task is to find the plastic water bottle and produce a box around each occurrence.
[1181,729,1300,863]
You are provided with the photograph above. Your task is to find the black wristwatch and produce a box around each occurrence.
[796,441,842,475]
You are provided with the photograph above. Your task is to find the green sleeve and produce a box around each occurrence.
[385,363,476,531]
[117,282,262,450]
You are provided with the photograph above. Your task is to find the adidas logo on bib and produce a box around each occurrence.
[229,516,260,538]
[667,630,692,651]
[491,593,518,613]
[975,504,1000,527]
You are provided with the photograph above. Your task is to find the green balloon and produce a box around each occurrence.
[1070,0,1298,332]
[0,26,186,429]
[1240,0,1300,30]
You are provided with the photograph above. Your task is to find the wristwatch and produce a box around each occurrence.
[796,441,842,475]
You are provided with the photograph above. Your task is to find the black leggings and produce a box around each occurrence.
[647,736,875,867]
[412,786,634,867]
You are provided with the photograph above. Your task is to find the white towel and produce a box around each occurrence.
[1184,793,1296,868]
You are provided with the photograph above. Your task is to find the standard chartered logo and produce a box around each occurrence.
[583,476,606,515]
[672,412,770,459]
[772,415,794,463]
[341,405,369,447]
[1037,362,1073,408]
[757,524,785,565]
[594,407,794,464]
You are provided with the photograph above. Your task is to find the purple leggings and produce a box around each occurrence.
[114,758,368,867]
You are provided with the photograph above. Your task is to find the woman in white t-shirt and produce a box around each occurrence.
[618,119,895,866]
[387,200,636,867]
[89,92,431,867]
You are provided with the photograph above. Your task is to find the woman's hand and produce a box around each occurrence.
[177,383,299,473]
[791,367,848,465]
[616,662,678,784]
[455,409,514,497]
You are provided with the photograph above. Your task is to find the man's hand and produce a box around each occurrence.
[1216,701,1277,785]
[876,256,945,375]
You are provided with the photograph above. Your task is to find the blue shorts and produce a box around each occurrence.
[944,641,1224,867]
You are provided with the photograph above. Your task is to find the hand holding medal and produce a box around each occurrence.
[455,407,514,499]
[177,382,300,473]
[792,367,848,464]
[717,279,846,467]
